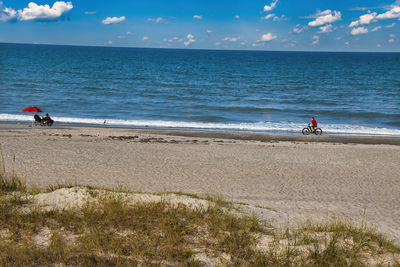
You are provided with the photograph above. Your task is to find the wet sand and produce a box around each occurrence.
[1,123,399,240]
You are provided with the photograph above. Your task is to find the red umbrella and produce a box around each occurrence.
[22,106,43,113]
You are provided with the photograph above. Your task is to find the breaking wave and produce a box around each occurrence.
[1,113,400,136]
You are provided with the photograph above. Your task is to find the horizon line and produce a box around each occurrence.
[1,41,399,54]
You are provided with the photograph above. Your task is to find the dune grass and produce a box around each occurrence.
[0,147,26,193]
[0,151,399,266]
[0,189,268,265]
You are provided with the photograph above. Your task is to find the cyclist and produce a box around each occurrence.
[309,117,317,133]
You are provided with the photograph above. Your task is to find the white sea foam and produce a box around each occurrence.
[1,113,400,136]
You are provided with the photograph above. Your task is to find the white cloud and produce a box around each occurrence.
[346,6,400,33]
[390,34,396,38]
[126,31,133,35]
[117,35,125,39]
[222,36,240,42]
[142,36,149,41]
[147,17,167,24]
[206,29,212,34]
[184,34,195,46]
[264,0,278,12]
[19,1,72,21]
[260,33,277,42]
[318,24,333,33]
[312,36,319,45]
[235,15,240,19]
[345,41,350,46]
[263,14,275,20]
[376,6,400,20]
[106,41,113,45]
[349,12,377,27]
[215,42,221,46]
[308,10,342,27]
[376,44,382,47]
[388,38,395,43]
[164,36,181,43]
[371,26,381,32]
[102,16,125,25]
[273,14,287,21]
[348,7,400,28]
[84,11,96,15]
[386,22,396,28]
[350,26,368,35]
[293,24,308,34]
[193,15,202,20]
[1,1,73,22]
[0,2,17,22]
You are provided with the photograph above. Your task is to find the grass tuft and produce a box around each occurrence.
[0,146,26,193]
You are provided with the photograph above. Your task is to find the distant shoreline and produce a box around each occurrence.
[1,122,400,146]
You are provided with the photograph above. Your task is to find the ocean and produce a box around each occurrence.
[1,43,399,136]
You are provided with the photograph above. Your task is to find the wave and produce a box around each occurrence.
[1,113,400,136]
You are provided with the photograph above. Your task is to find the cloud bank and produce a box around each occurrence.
[349,6,400,28]
[0,1,73,22]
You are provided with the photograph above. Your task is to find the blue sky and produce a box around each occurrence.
[0,0,399,51]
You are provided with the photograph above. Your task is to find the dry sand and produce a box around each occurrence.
[1,123,399,240]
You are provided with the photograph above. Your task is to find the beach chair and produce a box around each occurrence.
[34,115,45,126]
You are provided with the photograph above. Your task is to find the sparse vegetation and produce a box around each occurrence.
[0,146,26,193]
[0,151,399,266]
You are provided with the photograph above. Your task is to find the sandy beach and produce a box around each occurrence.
[1,123,399,241]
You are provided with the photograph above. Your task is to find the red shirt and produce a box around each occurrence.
[311,119,317,127]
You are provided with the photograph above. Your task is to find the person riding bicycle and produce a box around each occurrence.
[309,117,317,133]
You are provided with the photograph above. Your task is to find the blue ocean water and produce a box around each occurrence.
[1,43,399,135]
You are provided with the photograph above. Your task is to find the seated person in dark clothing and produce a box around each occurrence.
[34,114,44,125]
[43,113,54,126]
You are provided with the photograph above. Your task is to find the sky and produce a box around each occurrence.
[0,0,399,51]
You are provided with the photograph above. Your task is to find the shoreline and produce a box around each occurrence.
[0,122,400,146]
[1,122,400,146]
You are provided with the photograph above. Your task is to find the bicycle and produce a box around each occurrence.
[302,124,322,135]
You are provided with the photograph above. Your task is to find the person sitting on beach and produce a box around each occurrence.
[309,117,317,133]
[34,114,44,125]
[43,113,54,126]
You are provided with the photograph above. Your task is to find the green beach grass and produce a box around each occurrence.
[1,150,399,266]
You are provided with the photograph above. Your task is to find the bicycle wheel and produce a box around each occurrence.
[315,128,322,135]
[302,128,310,135]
